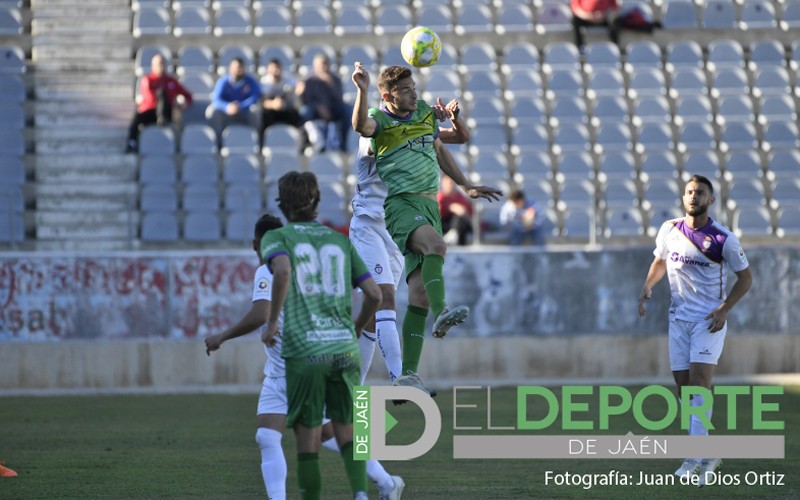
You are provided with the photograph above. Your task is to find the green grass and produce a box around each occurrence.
[1,385,798,499]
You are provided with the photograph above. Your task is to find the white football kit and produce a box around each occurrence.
[252,264,289,415]
[348,136,404,288]
[653,217,749,370]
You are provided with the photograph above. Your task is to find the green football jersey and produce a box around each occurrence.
[260,222,371,358]
[369,99,440,197]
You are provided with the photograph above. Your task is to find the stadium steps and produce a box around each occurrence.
[31,0,137,250]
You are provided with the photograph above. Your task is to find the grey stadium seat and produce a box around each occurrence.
[0,156,24,185]
[177,45,215,76]
[677,122,717,151]
[662,0,698,29]
[554,151,594,178]
[716,95,755,122]
[133,7,170,37]
[214,6,253,36]
[335,6,372,35]
[374,5,412,35]
[641,151,679,179]
[514,151,552,180]
[625,41,662,70]
[549,97,589,125]
[633,95,671,124]
[749,40,786,68]
[592,95,629,123]
[637,123,675,152]
[221,125,260,157]
[543,42,581,71]
[762,121,800,150]
[502,42,540,70]
[224,184,263,212]
[707,39,745,70]
[223,154,262,185]
[183,184,220,211]
[546,70,584,98]
[767,149,800,176]
[669,67,708,97]
[720,122,759,152]
[182,155,219,185]
[139,155,177,185]
[599,151,637,179]
[604,207,645,237]
[733,205,773,237]
[141,212,179,242]
[0,45,25,74]
[456,5,493,34]
[666,41,704,70]
[417,5,453,34]
[753,67,792,96]
[294,6,332,35]
[496,4,534,34]
[508,97,546,125]
[140,184,178,212]
[702,0,736,29]
[776,206,800,236]
[628,67,667,97]
[584,42,621,70]
[511,123,550,153]
[537,2,572,33]
[173,7,213,37]
[595,123,633,152]
[740,0,777,30]
[254,5,293,36]
[505,70,544,98]
[675,95,713,124]
[586,68,625,98]
[460,42,496,71]
[553,124,591,153]
[139,127,176,155]
[181,124,218,155]
[464,71,503,100]
[725,150,763,177]
[183,212,222,242]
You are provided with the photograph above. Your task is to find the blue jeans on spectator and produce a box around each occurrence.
[299,102,350,152]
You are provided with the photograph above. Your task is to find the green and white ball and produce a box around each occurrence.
[400,26,442,68]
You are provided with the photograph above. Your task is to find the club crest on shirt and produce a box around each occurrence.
[374,264,383,274]
[702,236,712,250]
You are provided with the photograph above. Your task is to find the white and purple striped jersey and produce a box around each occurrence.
[252,264,284,378]
[654,218,749,322]
[351,136,389,221]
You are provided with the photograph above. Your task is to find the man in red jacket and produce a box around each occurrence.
[570,0,620,49]
[126,54,193,153]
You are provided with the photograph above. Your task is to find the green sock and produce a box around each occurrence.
[421,254,446,318]
[338,441,368,495]
[402,305,428,375]
[297,452,321,500]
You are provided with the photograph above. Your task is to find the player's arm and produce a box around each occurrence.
[205,300,269,355]
[435,98,470,144]
[263,254,291,346]
[354,276,381,337]
[705,266,752,333]
[351,62,377,137]
[637,257,666,317]
[434,139,503,201]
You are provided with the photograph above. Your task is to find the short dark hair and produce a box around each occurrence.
[276,171,320,221]
[687,174,714,195]
[509,188,526,202]
[378,65,413,94]
[254,214,283,241]
[231,57,245,66]
[267,58,281,67]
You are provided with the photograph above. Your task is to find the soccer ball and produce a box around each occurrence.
[400,26,442,68]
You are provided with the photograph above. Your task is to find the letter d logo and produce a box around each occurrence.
[353,386,441,460]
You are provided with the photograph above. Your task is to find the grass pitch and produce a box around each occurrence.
[0,385,797,499]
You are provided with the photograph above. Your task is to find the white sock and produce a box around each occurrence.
[321,437,393,492]
[689,395,710,436]
[367,460,395,494]
[358,331,377,383]
[321,436,340,453]
[375,309,402,381]
[256,428,287,500]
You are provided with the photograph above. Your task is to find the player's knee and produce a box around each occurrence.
[430,238,447,257]
[379,285,396,309]
[256,427,283,451]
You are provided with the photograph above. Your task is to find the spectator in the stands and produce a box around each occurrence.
[297,54,349,152]
[126,54,193,153]
[438,176,474,246]
[570,0,620,49]
[208,57,261,134]
[259,58,303,136]
[499,188,546,246]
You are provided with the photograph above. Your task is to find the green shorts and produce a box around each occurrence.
[384,194,442,280]
[285,350,360,428]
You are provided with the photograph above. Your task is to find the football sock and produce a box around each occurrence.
[320,437,392,489]
[338,441,368,495]
[358,331,376,383]
[689,394,711,436]
[296,452,321,500]
[402,305,428,375]
[256,428,286,500]
[376,309,402,381]
[421,254,446,319]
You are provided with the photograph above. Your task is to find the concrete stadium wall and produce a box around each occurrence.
[1,247,798,391]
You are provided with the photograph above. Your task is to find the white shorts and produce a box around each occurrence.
[349,215,403,288]
[256,375,332,425]
[257,376,287,415]
[668,318,727,371]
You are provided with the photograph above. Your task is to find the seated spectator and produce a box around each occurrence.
[208,57,261,135]
[297,54,349,152]
[438,176,474,245]
[126,54,192,153]
[259,58,302,136]
[500,189,546,245]
[570,0,620,49]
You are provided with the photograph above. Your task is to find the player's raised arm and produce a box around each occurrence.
[351,62,377,137]
[638,257,666,317]
[263,254,291,346]
[435,98,470,144]
[434,139,502,201]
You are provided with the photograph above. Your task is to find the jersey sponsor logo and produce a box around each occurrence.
[306,329,353,342]
[415,215,424,221]
[374,264,383,274]
[739,247,747,262]
[263,242,281,252]
[670,252,710,267]
[311,313,346,329]
[403,134,433,150]
[699,347,711,355]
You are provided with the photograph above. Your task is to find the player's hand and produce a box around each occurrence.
[444,98,460,120]
[351,62,370,91]
[432,98,448,122]
[637,287,652,317]
[262,322,279,347]
[204,334,224,356]
[704,308,728,333]
[465,185,503,201]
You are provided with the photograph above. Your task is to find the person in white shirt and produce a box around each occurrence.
[638,174,752,485]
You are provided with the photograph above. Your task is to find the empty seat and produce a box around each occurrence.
[720,122,759,151]
[140,127,176,155]
[684,150,720,176]
[254,5,292,36]
[508,97,546,125]
[184,212,222,241]
[725,150,763,177]
[643,176,680,204]
[469,123,509,151]
[0,211,24,242]
[740,0,777,30]
[182,155,219,185]
[0,156,24,185]
[592,95,628,123]
[225,209,262,241]
[264,150,302,181]
[472,152,511,180]
[549,97,588,125]
[604,207,645,236]
[595,123,633,152]
[294,6,332,35]
[767,149,800,176]
[546,70,583,98]
[140,184,178,212]
[634,95,671,124]
[598,151,637,178]
[141,212,179,242]
[511,123,550,153]
[702,0,736,28]
[224,183,263,212]
[710,67,750,97]
[554,151,594,178]
[753,66,792,96]
[707,39,745,70]
[307,153,344,181]
[561,209,593,238]
[181,124,218,155]
[733,205,773,236]
[536,2,572,32]
[749,39,786,68]
[675,95,713,123]
[374,5,412,35]
[727,177,765,207]
[776,206,800,236]
[670,67,708,96]
[543,42,580,71]
[455,5,493,33]
[0,184,23,212]
[174,7,212,36]
[464,71,503,99]
[584,42,621,70]
[505,70,544,98]
[317,182,349,227]
[637,123,675,152]
[460,42,496,71]
[496,4,534,33]
[468,97,506,124]
[678,122,716,151]
[625,41,662,69]
[139,155,177,184]
[0,45,24,74]
[340,45,378,75]
[514,151,552,180]
[641,150,679,178]
[716,95,755,122]
[334,5,371,35]
[628,67,667,97]
[417,5,453,34]
[222,125,259,156]
[602,179,639,209]
[558,178,595,208]
[223,154,261,184]
[782,0,800,29]
[586,67,625,97]
[771,178,800,207]
[214,6,252,36]
[133,7,170,37]
[422,72,462,100]
[179,71,214,96]
[501,42,540,70]
[666,40,703,70]
[177,45,215,76]
[0,103,23,128]
[553,124,591,152]
[663,0,698,28]
[183,184,220,211]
